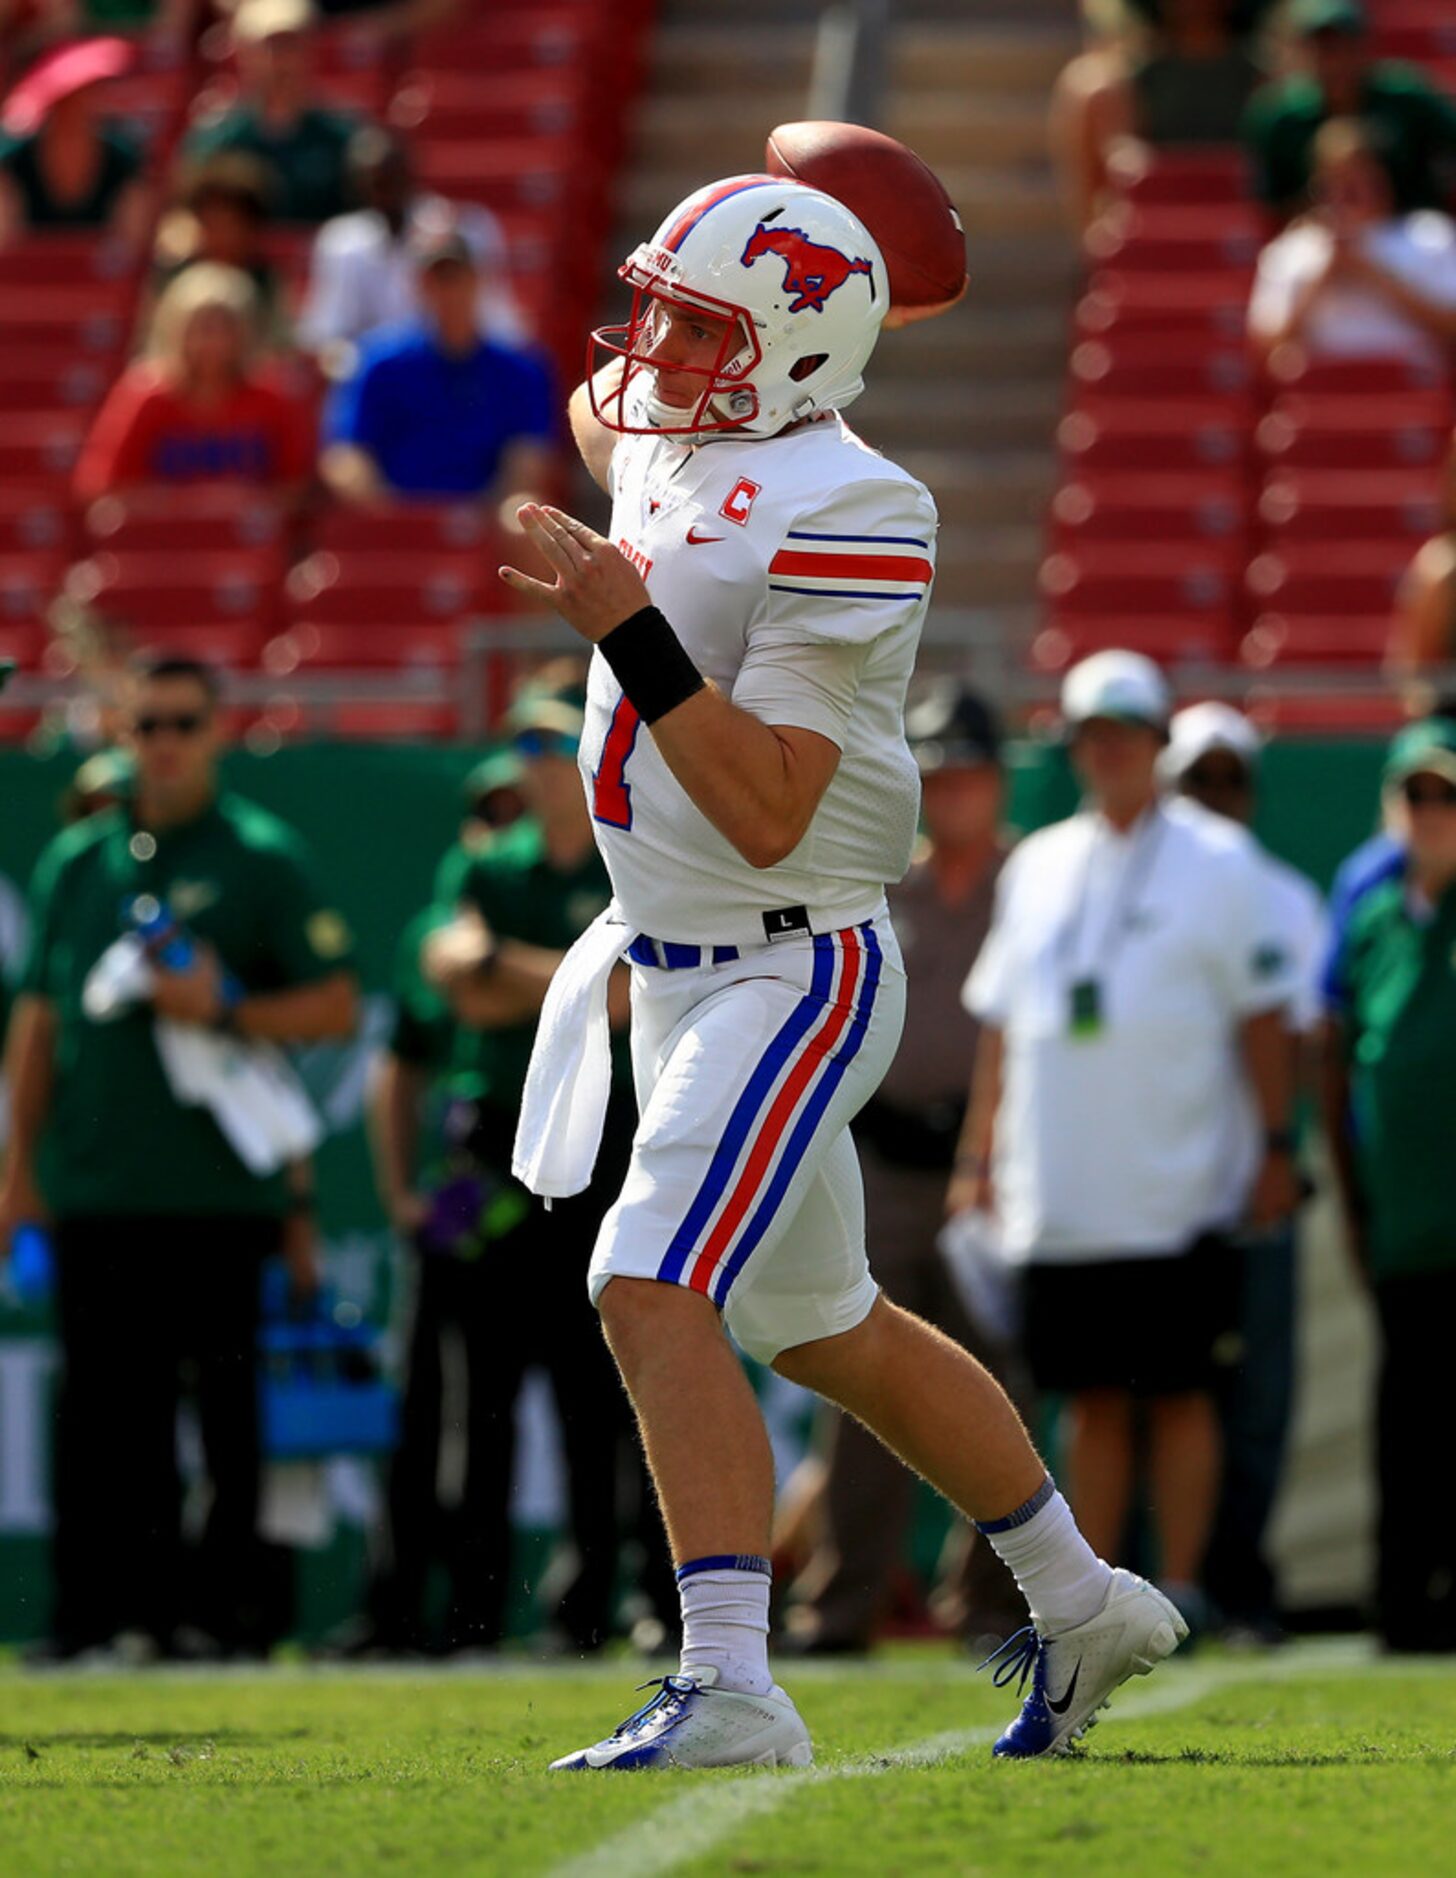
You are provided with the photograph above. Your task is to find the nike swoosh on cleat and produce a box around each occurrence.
[1046,1661,1082,1715]
[686,526,724,544]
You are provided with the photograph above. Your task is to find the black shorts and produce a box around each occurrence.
[1022,1235,1242,1397]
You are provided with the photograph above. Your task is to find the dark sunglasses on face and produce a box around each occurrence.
[1402,776,1456,809]
[1183,762,1250,793]
[134,712,207,739]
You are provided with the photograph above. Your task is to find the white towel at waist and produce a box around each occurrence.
[513,906,632,1199]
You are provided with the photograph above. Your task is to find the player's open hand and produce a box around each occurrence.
[498,505,650,642]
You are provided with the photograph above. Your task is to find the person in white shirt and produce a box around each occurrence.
[960,652,1301,1628]
[1248,117,1456,374]
[1159,700,1327,1641]
[297,127,528,372]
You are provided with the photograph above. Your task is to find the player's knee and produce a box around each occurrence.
[598,1275,721,1371]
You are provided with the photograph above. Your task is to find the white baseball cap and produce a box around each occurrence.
[1060,649,1171,732]
[1160,701,1262,781]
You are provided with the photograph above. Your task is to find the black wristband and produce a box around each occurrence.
[599,606,705,725]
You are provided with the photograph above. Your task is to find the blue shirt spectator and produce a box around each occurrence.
[1322,830,1405,1012]
[321,226,555,508]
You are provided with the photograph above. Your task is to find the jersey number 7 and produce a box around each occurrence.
[592,695,642,830]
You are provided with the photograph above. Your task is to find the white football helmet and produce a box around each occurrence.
[588,174,887,440]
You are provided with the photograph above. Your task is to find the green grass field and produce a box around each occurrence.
[2,1641,1452,1877]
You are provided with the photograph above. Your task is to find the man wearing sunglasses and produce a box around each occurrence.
[390,689,657,1658]
[1322,716,1456,1654]
[0,652,358,1662]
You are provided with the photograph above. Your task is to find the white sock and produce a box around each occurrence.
[976,1477,1113,1634]
[676,1554,773,1696]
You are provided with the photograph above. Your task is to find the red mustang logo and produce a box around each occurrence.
[739,223,874,314]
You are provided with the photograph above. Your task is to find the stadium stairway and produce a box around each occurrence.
[619,0,1081,654]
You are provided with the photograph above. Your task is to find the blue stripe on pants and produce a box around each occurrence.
[655,934,837,1286]
[711,923,884,1305]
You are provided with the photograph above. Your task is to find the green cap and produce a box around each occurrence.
[1290,0,1368,38]
[507,692,586,755]
[1384,717,1456,788]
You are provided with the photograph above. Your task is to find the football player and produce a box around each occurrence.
[500,174,1186,1767]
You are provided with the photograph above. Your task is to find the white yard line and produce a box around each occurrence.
[548,1640,1371,1878]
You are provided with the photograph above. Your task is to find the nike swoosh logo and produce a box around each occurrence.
[1046,1660,1082,1715]
[686,527,724,545]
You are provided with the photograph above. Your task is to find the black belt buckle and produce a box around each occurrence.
[762,904,810,944]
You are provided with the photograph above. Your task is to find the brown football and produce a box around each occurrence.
[766,120,967,325]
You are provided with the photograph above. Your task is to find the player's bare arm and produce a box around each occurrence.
[568,360,625,493]
[501,502,840,867]
[0,993,56,1248]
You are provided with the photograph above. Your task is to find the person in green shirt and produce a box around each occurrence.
[0,651,358,1661]
[1243,0,1456,218]
[366,690,664,1655]
[181,0,366,225]
[1324,716,1456,1653]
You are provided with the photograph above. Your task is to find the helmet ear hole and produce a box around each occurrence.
[789,353,828,383]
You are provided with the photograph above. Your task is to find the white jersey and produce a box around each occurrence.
[582,410,937,947]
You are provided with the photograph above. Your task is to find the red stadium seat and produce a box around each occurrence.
[0,551,66,624]
[0,287,131,353]
[81,488,288,556]
[0,486,72,554]
[277,620,464,670]
[1244,691,1405,734]
[0,349,113,412]
[1060,399,1247,472]
[326,699,460,738]
[1052,472,1247,545]
[1263,350,1450,397]
[1070,338,1253,401]
[1042,545,1238,617]
[1246,544,1408,618]
[68,550,284,634]
[0,414,87,480]
[389,69,590,142]
[1077,271,1250,342]
[1111,146,1253,206]
[1031,615,1237,669]
[311,504,494,556]
[1257,470,1442,543]
[1257,393,1453,471]
[1085,203,1263,273]
[286,552,485,626]
[1242,614,1394,667]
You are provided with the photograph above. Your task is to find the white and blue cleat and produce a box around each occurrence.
[981,1567,1188,1759]
[549,1666,814,1772]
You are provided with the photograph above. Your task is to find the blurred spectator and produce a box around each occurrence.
[320,226,553,513]
[430,749,527,907]
[0,34,151,243]
[0,651,357,1661]
[146,153,288,352]
[961,652,1300,1630]
[1050,2,1274,237]
[1248,120,1456,372]
[182,0,366,224]
[1322,717,1456,1652]
[1243,0,1456,222]
[74,263,314,504]
[1387,434,1456,687]
[789,685,1024,1655]
[299,127,527,371]
[44,0,196,46]
[1160,703,1326,1643]
[364,693,656,1655]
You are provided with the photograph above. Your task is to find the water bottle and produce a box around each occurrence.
[10,1223,54,1308]
[126,895,243,1007]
